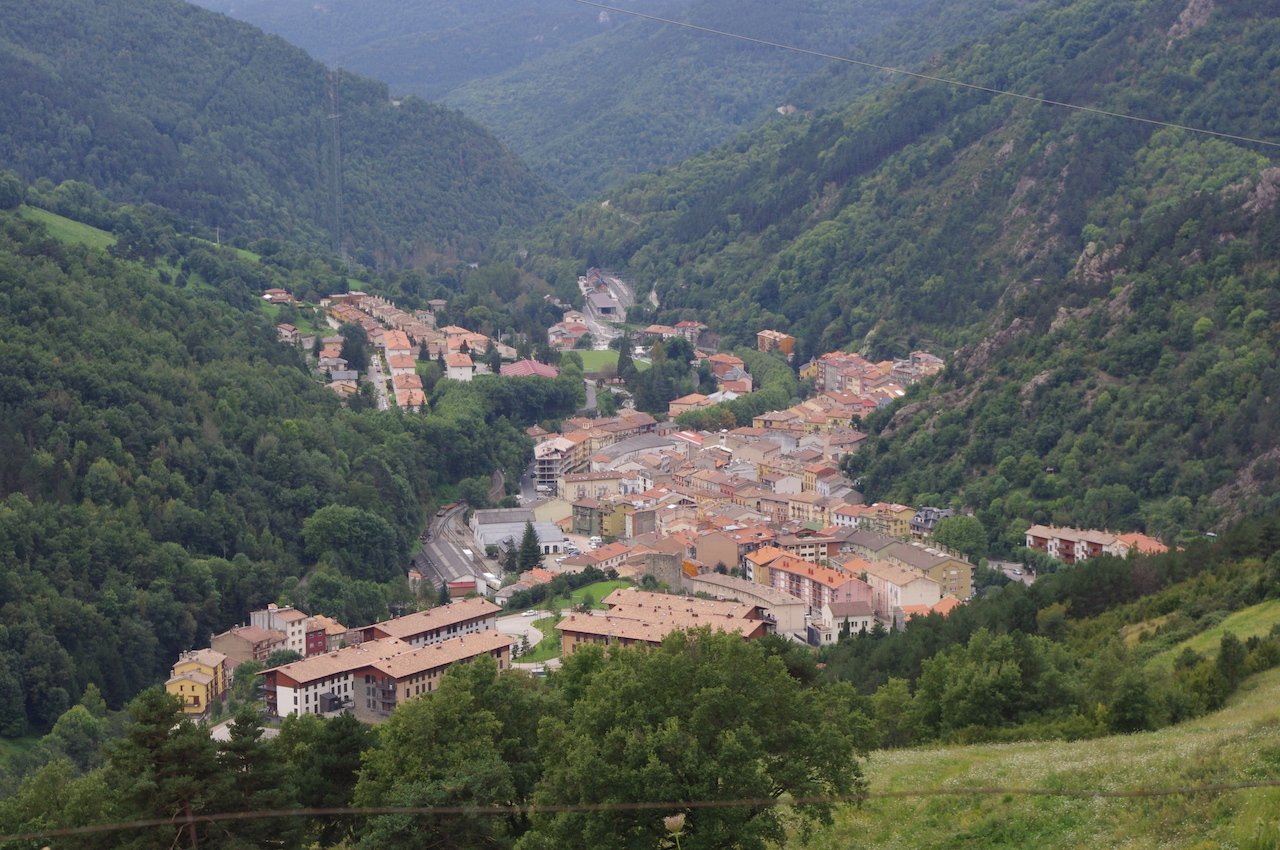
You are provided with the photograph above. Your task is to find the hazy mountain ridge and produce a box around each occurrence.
[186,0,676,100]
[190,0,1043,198]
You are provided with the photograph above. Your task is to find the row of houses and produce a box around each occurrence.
[166,595,514,721]
[166,603,354,716]
[801,349,944,395]
[261,597,508,722]
[1024,525,1169,564]
[637,320,713,350]
[532,410,664,490]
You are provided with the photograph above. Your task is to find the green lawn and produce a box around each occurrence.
[569,350,617,373]
[261,301,328,336]
[798,666,1280,849]
[1145,599,1280,672]
[565,350,649,374]
[519,616,563,663]
[524,580,632,614]
[20,206,115,250]
[568,580,631,609]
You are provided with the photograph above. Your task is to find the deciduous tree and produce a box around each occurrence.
[519,631,867,850]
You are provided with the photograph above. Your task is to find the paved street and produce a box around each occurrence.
[990,559,1036,585]
[497,611,545,646]
[499,611,564,673]
[366,353,390,411]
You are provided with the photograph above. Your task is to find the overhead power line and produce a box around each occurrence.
[571,0,1280,149]
[5,779,1280,843]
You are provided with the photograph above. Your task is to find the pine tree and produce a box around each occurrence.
[104,688,232,849]
[518,521,543,572]
[218,705,302,846]
[486,339,502,374]
[615,333,636,384]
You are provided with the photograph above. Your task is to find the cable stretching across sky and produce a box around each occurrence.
[571,0,1280,149]
[5,779,1280,844]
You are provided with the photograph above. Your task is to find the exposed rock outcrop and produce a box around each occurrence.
[1243,167,1280,215]
[1167,0,1213,46]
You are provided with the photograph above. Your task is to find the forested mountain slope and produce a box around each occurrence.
[0,0,560,265]
[534,0,1280,541]
[0,193,580,734]
[194,0,1042,198]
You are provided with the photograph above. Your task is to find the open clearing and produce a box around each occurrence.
[799,666,1280,849]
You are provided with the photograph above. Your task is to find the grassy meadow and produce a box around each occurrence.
[1144,599,1280,673]
[798,667,1280,849]
[19,206,115,250]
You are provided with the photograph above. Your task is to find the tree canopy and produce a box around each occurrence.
[519,630,867,850]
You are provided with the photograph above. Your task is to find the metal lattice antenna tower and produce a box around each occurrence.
[326,70,346,265]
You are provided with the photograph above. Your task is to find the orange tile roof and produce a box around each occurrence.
[387,354,418,369]
[931,596,962,616]
[367,597,500,639]
[766,557,860,590]
[382,330,411,351]
[266,637,414,681]
[370,630,511,679]
[1115,532,1169,554]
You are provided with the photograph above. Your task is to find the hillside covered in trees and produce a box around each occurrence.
[0,0,561,266]
[196,0,1043,198]
[530,0,1280,542]
[0,188,591,735]
[2,514,1278,847]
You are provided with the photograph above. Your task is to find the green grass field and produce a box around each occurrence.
[569,350,618,373]
[20,206,115,250]
[520,616,562,663]
[1145,599,1280,672]
[796,666,1280,849]
[191,238,260,263]
[260,301,328,336]
[564,350,649,374]
[568,580,631,609]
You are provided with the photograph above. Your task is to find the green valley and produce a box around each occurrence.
[529,0,1280,543]
[1,0,1279,846]
[196,0,1044,198]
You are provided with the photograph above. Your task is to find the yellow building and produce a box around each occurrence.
[165,648,229,715]
[868,503,916,538]
[602,502,631,540]
[757,329,796,357]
